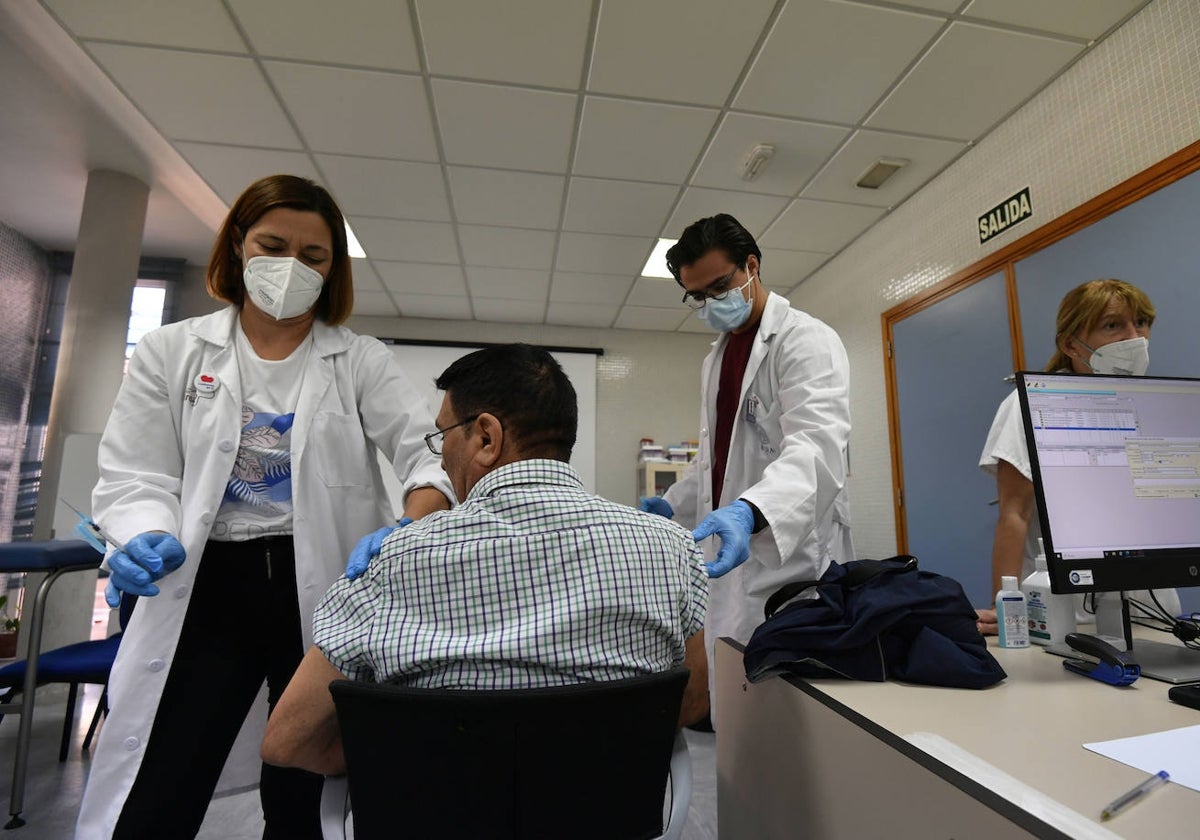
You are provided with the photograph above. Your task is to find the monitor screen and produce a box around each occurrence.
[1017,371,1200,595]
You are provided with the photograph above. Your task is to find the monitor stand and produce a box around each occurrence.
[1055,591,1200,684]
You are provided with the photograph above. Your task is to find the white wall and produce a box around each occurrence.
[788,0,1200,560]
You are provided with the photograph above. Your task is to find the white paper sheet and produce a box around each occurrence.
[1083,724,1200,793]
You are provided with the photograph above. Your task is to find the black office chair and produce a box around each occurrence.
[0,594,134,761]
[320,667,692,840]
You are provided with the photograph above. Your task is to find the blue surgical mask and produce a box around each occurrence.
[697,275,755,332]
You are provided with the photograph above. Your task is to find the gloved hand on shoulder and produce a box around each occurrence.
[104,531,186,607]
[693,500,756,578]
[638,497,674,519]
[345,517,413,580]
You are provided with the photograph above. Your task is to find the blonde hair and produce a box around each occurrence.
[1045,279,1155,372]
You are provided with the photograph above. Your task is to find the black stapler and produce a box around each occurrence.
[1062,632,1140,686]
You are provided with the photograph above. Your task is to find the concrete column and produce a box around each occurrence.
[26,169,149,655]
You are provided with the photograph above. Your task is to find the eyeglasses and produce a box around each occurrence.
[681,266,745,310]
[424,415,478,455]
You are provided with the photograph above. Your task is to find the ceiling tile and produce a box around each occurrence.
[899,0,964,11]
[562,178,678,237]
[458,225,556,269]
[46,0,245,51]
[761,249,831,286]
[555,232,651,275]
[433,80,576,172]
[352,218,458,263]
[735,0,944,124]
[448,167,564,229]
[546,302,621,328]
[374,262,467,296]
[472,298,546,323]
[397,295,473,320]
[466,267,550,301]
[613,306,690,332]
[229,0,419,70]
[550,272,636,305]
[86,44,300,148]
[417,0,591,88]
[801,129,966,207]
[629,277,688,309]
[665,188,789,239]
[692,114,850,196]
[352,290,400,317]
[351,258,384,292]
[174,143,320,204]
[964,0,1142,41]
[266,63,436,160]
[866,22,1082,140]
[761,200,886,253]
[589,0,777,105]
[316,155,449,221]
[573,97,718,183]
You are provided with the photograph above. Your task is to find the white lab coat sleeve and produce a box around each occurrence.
[350,337,454,505]
[662,455,702,529]
[92,327,184,544]
[740,319,850,566]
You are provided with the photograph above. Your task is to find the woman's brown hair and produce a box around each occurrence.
[206,174,354,324]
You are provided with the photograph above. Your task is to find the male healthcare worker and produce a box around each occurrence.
[643,214,853,722]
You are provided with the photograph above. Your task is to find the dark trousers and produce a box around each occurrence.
[113,537,323,840]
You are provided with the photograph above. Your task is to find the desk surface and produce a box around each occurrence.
[718,635,1200,837]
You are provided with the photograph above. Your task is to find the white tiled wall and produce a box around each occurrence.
[790,0,1200,559]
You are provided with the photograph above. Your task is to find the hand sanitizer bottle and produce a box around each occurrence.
[996,575,1030,648]
[1020,539,1077,647]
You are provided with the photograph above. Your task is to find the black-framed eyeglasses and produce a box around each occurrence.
[424,415,478,455]
[681,266,744,310]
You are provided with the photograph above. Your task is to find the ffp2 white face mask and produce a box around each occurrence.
[1077,335,1150,376]
[243,256,324,320]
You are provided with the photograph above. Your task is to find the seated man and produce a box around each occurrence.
[262,343,709,774]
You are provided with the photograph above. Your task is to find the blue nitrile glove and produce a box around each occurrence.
[104,532,186,608]
[693,500,755,578]
[345,517,413,580]
[638,496,674,519]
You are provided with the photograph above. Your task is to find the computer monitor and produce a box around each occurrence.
[1017,371,1200,683]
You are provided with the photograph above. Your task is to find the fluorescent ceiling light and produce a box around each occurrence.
[345,221,366,259]
[641,238,678,278]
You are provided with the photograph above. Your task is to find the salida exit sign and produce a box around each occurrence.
[978,187,1032,244]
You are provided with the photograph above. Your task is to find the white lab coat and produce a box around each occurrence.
[76,306,452,838]
[664,293,853,712]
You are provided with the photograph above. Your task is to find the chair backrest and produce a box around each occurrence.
[330,667,689,840]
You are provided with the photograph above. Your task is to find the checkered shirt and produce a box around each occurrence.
[313,459,708,689]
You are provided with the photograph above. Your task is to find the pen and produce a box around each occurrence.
[1100,770,1169,821]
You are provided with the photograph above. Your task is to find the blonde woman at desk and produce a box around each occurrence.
[75,175,453,839]
[975,278,1181,635]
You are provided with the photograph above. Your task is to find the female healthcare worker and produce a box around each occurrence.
[75,174,453,839]
[977,278,1180,633]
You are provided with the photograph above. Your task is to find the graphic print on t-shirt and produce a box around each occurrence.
[224,405,295,510]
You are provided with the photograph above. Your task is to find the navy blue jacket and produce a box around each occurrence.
[744,557,1006,689]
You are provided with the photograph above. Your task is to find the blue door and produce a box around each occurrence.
[892,271,1013,606]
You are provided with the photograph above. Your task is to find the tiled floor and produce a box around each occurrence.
[0,684,718,838]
